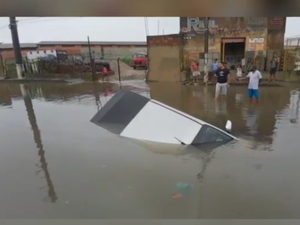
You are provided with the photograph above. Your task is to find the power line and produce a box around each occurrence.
[0,17,81,31]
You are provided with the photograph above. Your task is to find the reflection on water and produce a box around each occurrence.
[0,82,300,218]
[21,85,58,203]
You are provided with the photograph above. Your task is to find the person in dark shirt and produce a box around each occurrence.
[269,52,279,82]
[214,62,230,100]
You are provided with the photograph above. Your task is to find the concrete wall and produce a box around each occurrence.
[147,35,183,82]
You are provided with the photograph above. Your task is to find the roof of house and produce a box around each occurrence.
[0,43,38,49]
[0,41,147,50]
[38,41,147,46]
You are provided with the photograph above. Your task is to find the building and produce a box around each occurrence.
[146,17,287,82]
[180,17,286,69]
[0,41,147,61]
[0,43,37,62]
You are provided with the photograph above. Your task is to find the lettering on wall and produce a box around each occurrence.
[249,37,264,43]
[181,17,247,35]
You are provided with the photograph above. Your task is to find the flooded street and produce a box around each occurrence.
[0,82,300,219]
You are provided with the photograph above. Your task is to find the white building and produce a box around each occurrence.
[26,50,57,60]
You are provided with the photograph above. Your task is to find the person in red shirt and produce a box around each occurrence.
[102,66,108,81]
[191,59,200,83]
[103,66,108,74]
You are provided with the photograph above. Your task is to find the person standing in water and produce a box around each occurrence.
[211,58,219,81]
[269,52,279,82]
[239,65,262,104]
[191,59,200,83]
[236,64,242,77]
[214,62,230,100]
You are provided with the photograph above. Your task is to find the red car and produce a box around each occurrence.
[132,52,149,70]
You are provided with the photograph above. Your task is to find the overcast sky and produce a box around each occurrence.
[0,17,299,43]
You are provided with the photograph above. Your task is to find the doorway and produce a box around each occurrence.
[221,38,246,68]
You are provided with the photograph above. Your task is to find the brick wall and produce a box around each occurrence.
[0,48,37,60]
[268,17,286,30]
[0,45,147,60]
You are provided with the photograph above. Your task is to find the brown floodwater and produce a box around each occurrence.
[0,81,300,219]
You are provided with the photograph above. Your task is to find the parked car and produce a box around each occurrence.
[132,52,149,70]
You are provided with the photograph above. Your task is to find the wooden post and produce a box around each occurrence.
[87,36,96,81]
[117,57,121,82]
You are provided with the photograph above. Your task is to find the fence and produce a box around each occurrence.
[284,37,300,76]
[0,54,147,81]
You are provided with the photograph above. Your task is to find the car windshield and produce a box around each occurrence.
[135,54,146,58]
[193,124,233,144]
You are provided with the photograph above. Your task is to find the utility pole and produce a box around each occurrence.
[87,36,96,81]
[9,17,23,79]
[204,17,210,85]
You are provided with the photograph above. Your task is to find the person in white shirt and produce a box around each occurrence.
[236,64,242,78]
[239,65,262,104]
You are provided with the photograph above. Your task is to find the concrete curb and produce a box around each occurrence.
[0,78,84,84]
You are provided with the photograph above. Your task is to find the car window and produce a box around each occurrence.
[193,125,233,144]
[135,54,146,58]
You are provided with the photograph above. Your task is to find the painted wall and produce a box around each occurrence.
[180,17,276,67]
[180,17,267,37]
[147,35,183,82]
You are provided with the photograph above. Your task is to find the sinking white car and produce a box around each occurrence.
[91,90,237,145]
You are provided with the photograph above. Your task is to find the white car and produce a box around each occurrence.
[91,90,236,145]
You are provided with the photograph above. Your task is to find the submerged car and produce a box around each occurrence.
[90,90,237,145]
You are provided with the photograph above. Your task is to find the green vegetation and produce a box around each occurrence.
[120,56,133,66]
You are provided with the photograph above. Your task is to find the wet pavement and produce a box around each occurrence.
[0,82,300,219]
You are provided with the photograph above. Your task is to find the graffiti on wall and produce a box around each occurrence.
[249,37,264,43]
[181,17,248,35]
[248,37,265,51]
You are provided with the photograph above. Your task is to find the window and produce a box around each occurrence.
[29,51,32,54]
[193,125,233,144]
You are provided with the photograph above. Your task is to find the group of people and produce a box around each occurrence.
[213,61,262,104]
[190,59,263,104]
[190,53,280,104]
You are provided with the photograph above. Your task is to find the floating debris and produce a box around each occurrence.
[172,193,183,199]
